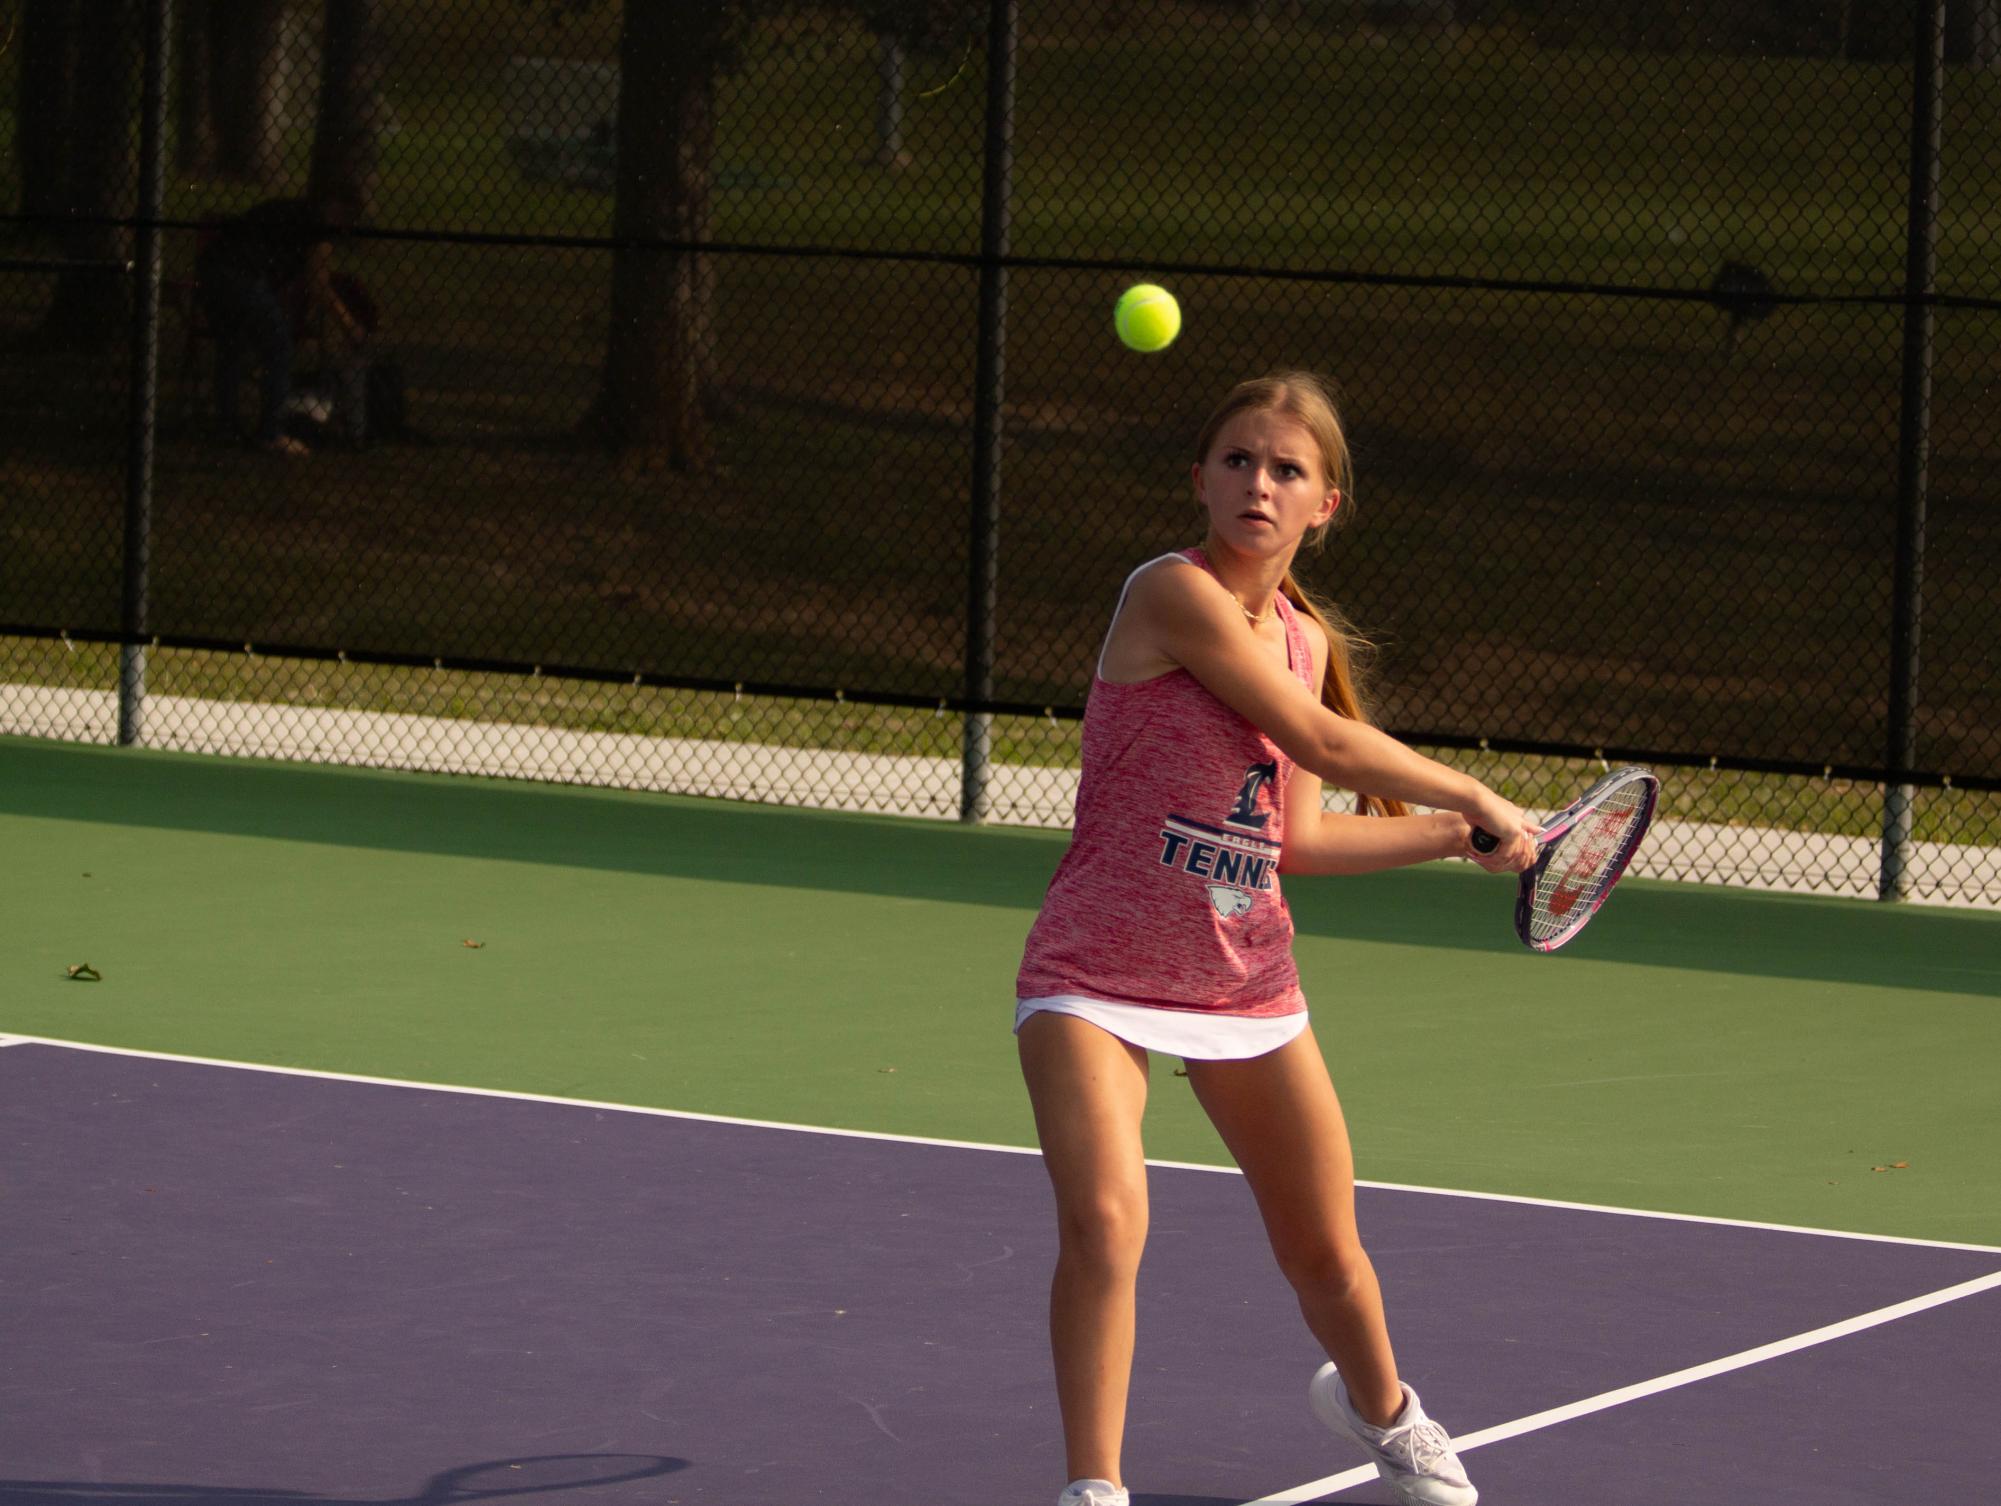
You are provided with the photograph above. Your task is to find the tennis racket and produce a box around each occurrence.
[1470,765,1659,953]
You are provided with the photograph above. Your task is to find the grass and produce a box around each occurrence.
[1,4,1997,870]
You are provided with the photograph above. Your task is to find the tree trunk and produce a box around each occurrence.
[1949,0,2001,67]
[15,0,83,223]
[309,0,384,216]
[1841,0,1905,61]
[590,4,723,471]
[874,33,908,168]
[175,0,216,177]
[1618,0,1649,51]
[1947,0,1970,60]
[38,0,141,347]
[208,0,287,184]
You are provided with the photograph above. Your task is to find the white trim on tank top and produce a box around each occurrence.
[1096,551,1300,682]
[1095,552,1200,682]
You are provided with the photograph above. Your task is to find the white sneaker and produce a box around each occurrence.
[1308,1364,1477,1506]
[1057,1480,1129,1506]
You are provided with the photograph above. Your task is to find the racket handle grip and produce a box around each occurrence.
[1469,827,1499,854]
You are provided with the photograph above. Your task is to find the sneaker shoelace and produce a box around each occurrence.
[1380,1415,1454,1475]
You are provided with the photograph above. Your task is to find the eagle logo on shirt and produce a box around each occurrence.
[1157,761,1281,919]
[1207,886,1254,918]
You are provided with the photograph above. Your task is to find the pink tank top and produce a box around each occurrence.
[1016,550,1317,1019]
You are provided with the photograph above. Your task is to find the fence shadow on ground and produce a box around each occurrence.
[4,737,1994,999]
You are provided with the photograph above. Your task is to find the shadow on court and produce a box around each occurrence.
[0,1483,1228,1506]
[4,738,1996,996]
[0,1456,689,1506]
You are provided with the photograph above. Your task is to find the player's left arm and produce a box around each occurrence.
[1279,765,1471,875]
[1278,613,1480,876]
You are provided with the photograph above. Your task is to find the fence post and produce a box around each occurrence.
[119,0,171,748]
[961,0,1017,823]
[1880,0,1945,900]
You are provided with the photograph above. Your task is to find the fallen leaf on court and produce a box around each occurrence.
[878,1066,896,1073]
[1870,1162,1911,1172]
[461,939,485,949]
[64,963,101,981]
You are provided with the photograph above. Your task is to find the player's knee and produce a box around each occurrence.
[1056,1188,1149,1276]
[1274,1233,1370,1300]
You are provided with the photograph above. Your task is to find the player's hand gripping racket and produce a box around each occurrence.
[1470,765,1658,952]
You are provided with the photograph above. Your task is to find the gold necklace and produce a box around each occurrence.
[1238,598,1272,629]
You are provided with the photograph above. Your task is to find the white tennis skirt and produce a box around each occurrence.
[1014,994,1309,1060]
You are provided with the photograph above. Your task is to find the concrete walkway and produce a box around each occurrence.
[5,682,1993,909]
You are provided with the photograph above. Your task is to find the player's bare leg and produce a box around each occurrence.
[1017,1011,1152,1490]
[1182,1026,1403,1423]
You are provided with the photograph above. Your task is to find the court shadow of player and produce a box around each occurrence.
[0,1454,688,1506]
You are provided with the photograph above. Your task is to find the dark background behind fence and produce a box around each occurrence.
[2,0,1997,902]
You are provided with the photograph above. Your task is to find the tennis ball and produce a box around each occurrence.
[1114,283,1181,353]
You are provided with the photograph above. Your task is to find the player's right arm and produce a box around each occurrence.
[1115,559,1534,860]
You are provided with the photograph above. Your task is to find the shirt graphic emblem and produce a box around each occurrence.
[1158,761,1283,919]
[1226,760,1279,830]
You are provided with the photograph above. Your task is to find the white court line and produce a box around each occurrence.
[0,1032,1045,1159]
[1241,1268,2001,1506]
[1339,1176,2001,1255]
[10,1033,2001,1503]
[6,1032,2001,1257]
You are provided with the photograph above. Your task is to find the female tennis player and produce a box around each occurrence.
[1014,372,1538,1506]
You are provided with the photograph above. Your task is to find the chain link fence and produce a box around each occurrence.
[3,0,1997,906]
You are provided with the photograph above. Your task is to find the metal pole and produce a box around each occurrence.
[119,0,171,747]
[1880,0,1945,900]
[960,0,1016,823]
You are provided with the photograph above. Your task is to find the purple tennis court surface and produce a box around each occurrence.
[3,1040,1996,1505]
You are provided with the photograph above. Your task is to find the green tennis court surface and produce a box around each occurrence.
[5,735,1997,1247]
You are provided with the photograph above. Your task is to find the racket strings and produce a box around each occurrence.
[1526,784,1649,943]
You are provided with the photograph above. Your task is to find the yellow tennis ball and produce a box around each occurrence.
[1114,283,1181,353]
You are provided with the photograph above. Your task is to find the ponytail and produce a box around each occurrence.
[1279,570,1411,819]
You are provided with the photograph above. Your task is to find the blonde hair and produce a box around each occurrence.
[1194,371,1409,819]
